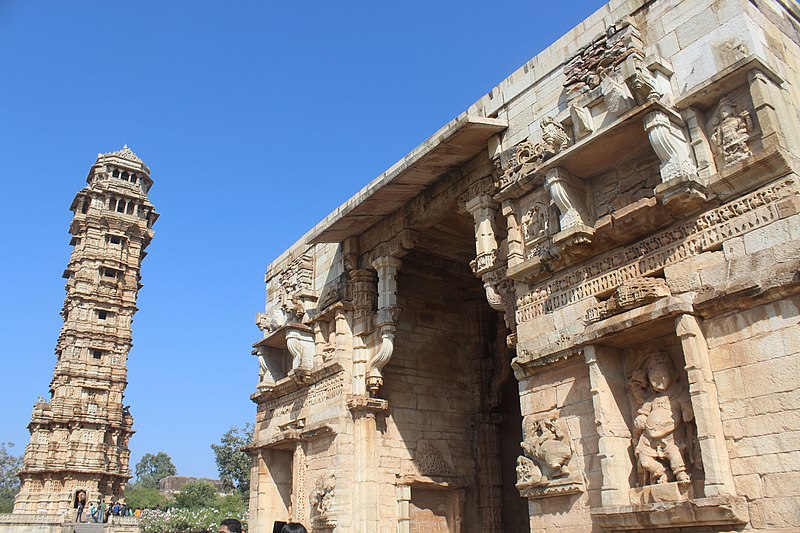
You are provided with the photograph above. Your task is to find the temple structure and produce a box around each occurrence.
[248,0,800,531]
[13,147,158,517]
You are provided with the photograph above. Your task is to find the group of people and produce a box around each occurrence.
[218,518,306,533]
[76,498,140,523]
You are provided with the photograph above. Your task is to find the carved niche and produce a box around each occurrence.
[708,95,753,168]
[515,416,584,498]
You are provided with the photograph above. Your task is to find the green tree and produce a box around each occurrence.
[0,442,22,513]
[174,479,218,509]
[124,483,172,509]
[135,452,177,490]
[211,424,252,495]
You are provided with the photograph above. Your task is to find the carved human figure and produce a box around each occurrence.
[711,97,752,167]
[630,352,694,485]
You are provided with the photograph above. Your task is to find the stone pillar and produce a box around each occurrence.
[675,313,736,497]
[585,344,631,506]
[367,256,401,394]
[351,407,380,533]
[503,201,524,268]
[475,414,504,533]
[396,483,412,533]
[465,192,499,276]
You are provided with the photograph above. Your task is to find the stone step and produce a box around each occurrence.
[71,523,105,533]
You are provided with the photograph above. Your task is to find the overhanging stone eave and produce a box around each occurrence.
[307,114,507,245]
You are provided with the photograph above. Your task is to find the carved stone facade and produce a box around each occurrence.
[249,1,800,531]
[14,147,158,517]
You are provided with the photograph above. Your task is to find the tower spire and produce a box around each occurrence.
[14,147,158,515]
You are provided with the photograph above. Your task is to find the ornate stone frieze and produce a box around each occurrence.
[516,178,797,322]
[458,175,497,209]
[585,277,671,323]
[709,96,753,168]
[349,269,377,320]
[261,373,344,419]
[563,20,644,100]
[496,117,571,191]
[516,416,584,498]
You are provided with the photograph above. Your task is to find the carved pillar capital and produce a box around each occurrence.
[463,181,501,277]
[286,328,315,383]
[365,256,402,395]
[544,167,594,251]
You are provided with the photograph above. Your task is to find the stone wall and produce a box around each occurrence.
[248,0,800,530]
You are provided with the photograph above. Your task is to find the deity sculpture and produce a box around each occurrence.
[629,352,695,485]
[516,417,572,488]
[313,473,336,519]
[710,97,752,167]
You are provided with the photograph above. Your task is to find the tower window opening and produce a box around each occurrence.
[116,199,125,213]
[90,349,103,360]
[80,200,88,214]
[125,202,134,215]
[112,169,119,178]
[122,171,129,181]
[101,268,120,279]
[108,235,122,245]
[97,310,109,320]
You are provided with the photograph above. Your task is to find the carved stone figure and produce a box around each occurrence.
[521,202,549,242]
[710,97,752,167]
[540,116,570,157]
[629,352,695,485]
[313,473,336,517]
[516,417,572,489]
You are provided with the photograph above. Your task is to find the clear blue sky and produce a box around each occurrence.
[0,1,607,478]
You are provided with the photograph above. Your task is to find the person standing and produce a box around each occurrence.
[281,524,307,533]
[75,491,86,522]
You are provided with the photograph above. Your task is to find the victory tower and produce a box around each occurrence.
[14,146,158,515]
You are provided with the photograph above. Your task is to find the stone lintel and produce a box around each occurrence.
[514,297,693,370]
[591,495,749,530]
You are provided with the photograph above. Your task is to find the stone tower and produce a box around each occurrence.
[14,146,158,516]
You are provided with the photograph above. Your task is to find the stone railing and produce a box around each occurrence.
[0,513,63,524]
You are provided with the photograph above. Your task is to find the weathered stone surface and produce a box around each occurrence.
[12,147,157,519]
[247,0,800,531]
